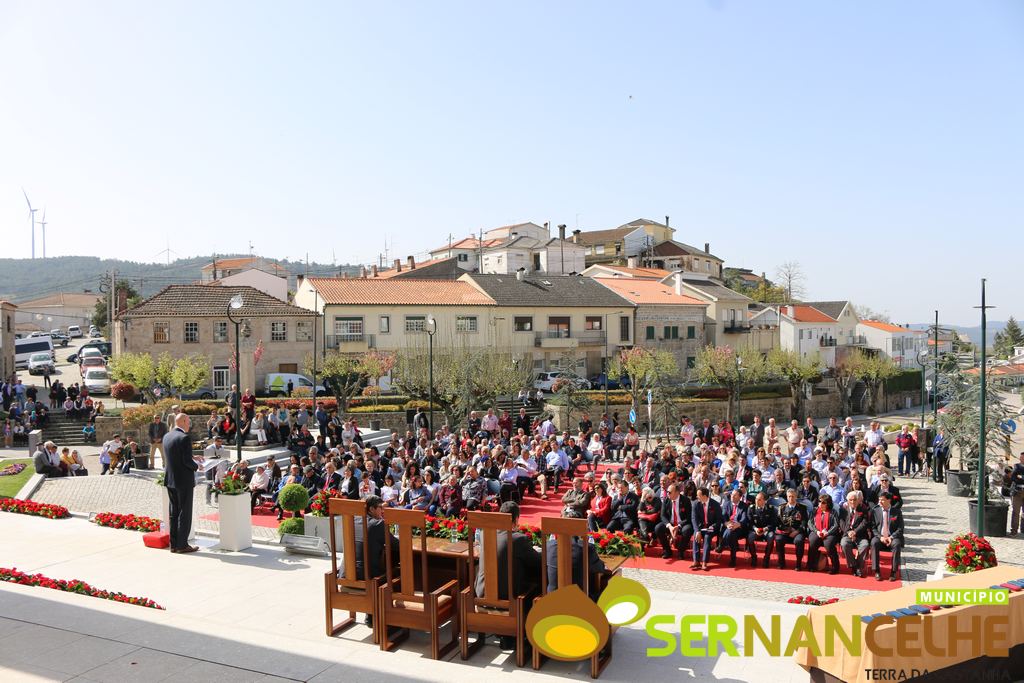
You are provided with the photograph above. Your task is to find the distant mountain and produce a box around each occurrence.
[907,321,1007,347]
[0,255,360,303]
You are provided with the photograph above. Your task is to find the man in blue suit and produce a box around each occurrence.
[719,489,749,567]
[690,487,723,571]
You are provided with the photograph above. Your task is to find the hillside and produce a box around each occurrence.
[908,321,1007,347]
[0,255,359,303]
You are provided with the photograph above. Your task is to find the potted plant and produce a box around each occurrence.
[303,488,343,551]
[276,483,309,540]
[214,470,252,551]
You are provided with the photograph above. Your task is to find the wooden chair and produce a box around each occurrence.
[379,508,460,659]
[459,511,534,667]
[533,516,614,679]
[324,498,382,643]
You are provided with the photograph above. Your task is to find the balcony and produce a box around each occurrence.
[325,333,376,352]
[723,322,752,334]
[841,334,868,346]
[534,330,606,349]
[819,336,837,348]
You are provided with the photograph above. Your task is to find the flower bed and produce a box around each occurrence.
[92,512,161,533]
[787,595,839,606]
[0,463,27,477]
[944,532,997,573]
[0,498,70,519]
[0,567,164,610]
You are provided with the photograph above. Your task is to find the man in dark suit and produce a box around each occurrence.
[870,492,903,582]
[545,527,607,600]
[771,488,807,570]
[690,487,723,570]
[749,416,766,452]
[338,495,397,626]
[606,480,639,533]
[163,413,200,554]
[655,483,693,560]
[839,491,871,577]
[867,475,903,509]
[719,489,748,567]
[696,419,716,445]
[746,492,778,568]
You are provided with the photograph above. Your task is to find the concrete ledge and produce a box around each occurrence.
[15,472,46,501]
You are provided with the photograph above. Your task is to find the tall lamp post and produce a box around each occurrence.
[975,279,993,536]
[915,350,929,429]
[312,288,318,403]
[227,294,245,463]
[426,315,436,434]
[735,354,744,426]
[933,310,940,425]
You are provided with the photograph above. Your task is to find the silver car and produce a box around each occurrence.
[27,352,55,376]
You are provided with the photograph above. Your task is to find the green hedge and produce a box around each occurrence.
[347,405,402,413]
[884,370,922,393]
[278,518,304,537]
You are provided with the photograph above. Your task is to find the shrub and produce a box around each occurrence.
[111,382,136,401]
[179,401,220,415]
[403,400,441,410]
[883,424,902,433]
[361,385,381,397]
[277,483,309,513]
[347,405,401,413]
[122,405,158,429]
[350,395,409,408]
[258,398,338,412]
[292,387,313,397]
[277,517,304,537]
[884,370,922,393]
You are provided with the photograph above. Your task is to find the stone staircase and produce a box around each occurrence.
[40,414,93,446]
[850,380,868,414]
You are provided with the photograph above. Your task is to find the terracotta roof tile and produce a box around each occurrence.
[788,305,835,323]
[308,277,493,306]
[594,278,706,306]
[121,285,313,318]
[860,320,923,334]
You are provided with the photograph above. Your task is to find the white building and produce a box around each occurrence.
[208,268,289,301]
[857,320,928,368]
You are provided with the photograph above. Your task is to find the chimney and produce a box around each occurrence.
[673,273,682,295]
[511,231,518,240]
[665,215,670,227]
[558,224,566,241]
[296,274,304,288]
[704,242,710,254]
[572,229,581,244]
[544,221,550,236]
[761,271,766,282]
[371,264,378,278]
[785,305,795,318]
[407,255,416,270]
[394,258,402,273]
[360,265,367,279]
[627,256,638,269]
[116,287,128,316]
[516,269,525,282]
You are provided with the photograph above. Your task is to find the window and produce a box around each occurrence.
[547,316,570,338]
[456,316,478,333]
[686,356,696,369]
[271,322,287,342]
[153,322,170,344]
[295,321,313,342]
[213,321,228,343]
[405,316,426,333]
[514,316,533,332]
[595,245,605,255]
[379,315,390,334]
[334,317,364,341]
[585,316,602,331]
[457,253,468,262]
[646,326,655,341]
[664,326,679,339]
[687,325,696,339]
[184,321,199,343]
[619,316,630,342]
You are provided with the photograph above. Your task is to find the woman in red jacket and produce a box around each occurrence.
[587,481,612,532]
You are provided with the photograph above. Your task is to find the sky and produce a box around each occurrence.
[1,1,1021,326]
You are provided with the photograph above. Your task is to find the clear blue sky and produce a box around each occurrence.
[1,1,1020,325]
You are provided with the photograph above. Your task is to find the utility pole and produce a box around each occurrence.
[109,269,117,337]
[976,279,994,536]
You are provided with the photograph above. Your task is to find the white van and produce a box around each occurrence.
[67,325,83,338]
[15,336,55,369]
[264,373,327,397]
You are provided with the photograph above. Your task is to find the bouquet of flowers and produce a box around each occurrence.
[421,515,468,541]
[308,489,339,517]
[944,532,997,574]
[0,498,70,519]
[788,596,839,606]
[517,523,543,548]
[588,529,644,558]
[214,470,247,496]
[0,566,164,610]
[93,512,161,532]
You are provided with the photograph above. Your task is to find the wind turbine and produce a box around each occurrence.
[22,188,38,259]
[38,208,47,258]
[155,239,178,265]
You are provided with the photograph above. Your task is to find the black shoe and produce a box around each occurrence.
[795,565,802,572]
[762,558,770,569]
[875,571,882,581]
[853,569,861,578]
[498,636,516,651]
[777,562,786,570]
[728,557,737,567]
[889,573,898,582]
[829,568,838,575]
[661,553,672,560]
[364,614,373,627]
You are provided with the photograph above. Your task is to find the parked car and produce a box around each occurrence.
[179,386,216,400]
[533,371,591,392]
[80,355,106,376]
[68,341,112,363]
[83,368,111,395]
[90,329,103,338]
[27,352,56,376]
[49,332,70,347]
[588,373,632,390]
[263,373,328,397]
[67,325,83,338]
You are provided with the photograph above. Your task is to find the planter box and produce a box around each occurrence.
[946,470,974,497]
[968,499,1008,538]
[160,485,196,542]
[303,514,343,554]
[217,493,253,551]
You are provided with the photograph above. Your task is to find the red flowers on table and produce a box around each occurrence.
[0,567,164,610]
[944,532,997,574]
[788,596,840,606]
[421,515,469,541]
[587,529,645,558]
[0,498,70,519]
[92,512,162,533]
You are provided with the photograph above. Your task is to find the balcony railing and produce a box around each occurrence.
[819,337,837,347]
[842,335,868,346]
[325,333,376,350]
[723,322,752,333]
[534,330,607,347]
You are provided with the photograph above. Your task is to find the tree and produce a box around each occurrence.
[992,317,1024,359]
[169,355,210,398]
[852,303,891,323]
[766,348,823,420]
[774,261,806,301]
[608,347,678,420]
[92,280,141,331]
[308,351,370,411]
[546,353,593,428]
[108,351,210,402]
[108,353,158,403]
[693,345,769,422]
[361,351,396,409]
[858,353,901,415]
[831,349,870,417]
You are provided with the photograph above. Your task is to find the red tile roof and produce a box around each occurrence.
[860,320,925,334]
[430,236,503,253]
[594,278,706,306]
[307,277,494,306]
[788,305,834,323]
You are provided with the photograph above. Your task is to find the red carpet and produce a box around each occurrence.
[516,471,900,591]
[200,512,287,529]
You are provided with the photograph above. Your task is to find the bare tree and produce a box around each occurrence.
[852,303,891,323]
[775,261,807,301]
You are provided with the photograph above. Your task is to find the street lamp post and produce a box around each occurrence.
[976,279,993,536]
[735,354,744,425]
[227,294,245,463]
[312,288,318,403]
[916,350,928,429]
[933,310,939,426]
[426,315,436,434]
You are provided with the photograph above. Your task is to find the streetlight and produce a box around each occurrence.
[736,354,744,425]
[975,279,994,536]
[227,293,246,463]
[932,310,940,426]
[426,315,436,434]
[602,310,623,417]
[915,349,929,429]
